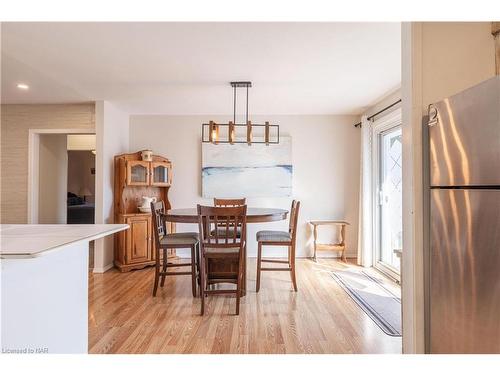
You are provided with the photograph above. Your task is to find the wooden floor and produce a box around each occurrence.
[89,258,402,354]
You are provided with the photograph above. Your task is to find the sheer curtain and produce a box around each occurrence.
[357,115,373,267]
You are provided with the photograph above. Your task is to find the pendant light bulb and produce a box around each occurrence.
[229,122,235,144]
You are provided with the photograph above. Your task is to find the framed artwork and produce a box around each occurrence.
[202,136,292,198]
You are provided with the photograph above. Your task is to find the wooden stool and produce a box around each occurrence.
[309,220,349,262]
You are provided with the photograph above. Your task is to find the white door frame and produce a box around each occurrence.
[28,128,96,224]
[371,109,402,282]
[401,22,425,354]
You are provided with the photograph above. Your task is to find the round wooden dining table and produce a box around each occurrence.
[162,207,289,296]
[163,207,288,224]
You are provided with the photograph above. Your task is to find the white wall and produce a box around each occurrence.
[94,101,129,272]
[38,134,68,224]
[0,104,95,224]
[363,88,401,118]
[67,134,96,151]
[421,22,496,108]
[129,115,360,258]
[401,22,496,354]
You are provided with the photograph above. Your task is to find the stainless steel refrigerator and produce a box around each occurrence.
[428,75,500,353]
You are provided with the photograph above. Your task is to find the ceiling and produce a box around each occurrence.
[1,22,401,115]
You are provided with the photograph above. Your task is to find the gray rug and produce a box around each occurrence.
[331,270,402,336]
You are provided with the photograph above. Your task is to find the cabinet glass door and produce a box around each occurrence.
[151,162,171,186]
[127,161,149,186]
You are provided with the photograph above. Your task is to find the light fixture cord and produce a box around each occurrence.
[233,85,236,124]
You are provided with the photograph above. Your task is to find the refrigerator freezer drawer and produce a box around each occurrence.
[430,188,500,353]
[429,76,500,187]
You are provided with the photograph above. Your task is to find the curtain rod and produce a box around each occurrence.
[353,99,402,128]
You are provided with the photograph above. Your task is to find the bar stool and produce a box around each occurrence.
[150,201,199,297]
[256,200,300,292]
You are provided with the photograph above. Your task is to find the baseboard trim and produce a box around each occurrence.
[92,263,114,274]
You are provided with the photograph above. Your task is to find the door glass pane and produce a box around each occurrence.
[130,164,148,183]
[153,165,168,184]
[379,127,402,270]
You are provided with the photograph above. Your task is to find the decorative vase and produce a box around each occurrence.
[141,149,153,162]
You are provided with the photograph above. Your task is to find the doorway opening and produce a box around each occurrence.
[66,135,96,225]
[28,129,96,268]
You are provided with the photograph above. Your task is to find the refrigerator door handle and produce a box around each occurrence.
[428,105,438,127]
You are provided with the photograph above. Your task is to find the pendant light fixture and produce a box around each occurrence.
[202,81,279,145]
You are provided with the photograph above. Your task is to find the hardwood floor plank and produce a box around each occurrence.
[89,259,402,354]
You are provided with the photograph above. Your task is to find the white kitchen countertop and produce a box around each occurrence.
[0,224,128,258]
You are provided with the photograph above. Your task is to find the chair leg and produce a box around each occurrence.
[200,255,206,316]
[290,244,298,292]
[160,248,168,287]
[236,272,241,316]
[236,251,244,315]
[256,242,262,292]
[195,243,201,286]
[242,238,247,295]
[190,245,197,297]
[152,252,160,297]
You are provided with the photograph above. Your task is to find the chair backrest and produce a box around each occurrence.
[213,198,246,230]
[213,198,246,207]
[151,200,166,249]
[288,200,301,240]
[197,204,247,252]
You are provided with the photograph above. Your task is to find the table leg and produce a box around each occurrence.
[341,224,347,262]
[241,232,247,296]
[313,224,318,262]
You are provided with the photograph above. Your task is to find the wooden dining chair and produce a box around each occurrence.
[255,200,300,292]
[150,201,200,297]
[197,204,247,315]
[212,198,246,238]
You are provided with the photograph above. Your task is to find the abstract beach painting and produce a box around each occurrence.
[202,137,292,198]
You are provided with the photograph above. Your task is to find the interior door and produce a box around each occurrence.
[376,125,402,275]
[126,216,151,264]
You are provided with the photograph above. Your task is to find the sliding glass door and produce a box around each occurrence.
[373,119,402,279]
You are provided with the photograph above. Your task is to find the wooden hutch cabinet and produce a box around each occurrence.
[114,151,175,272]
